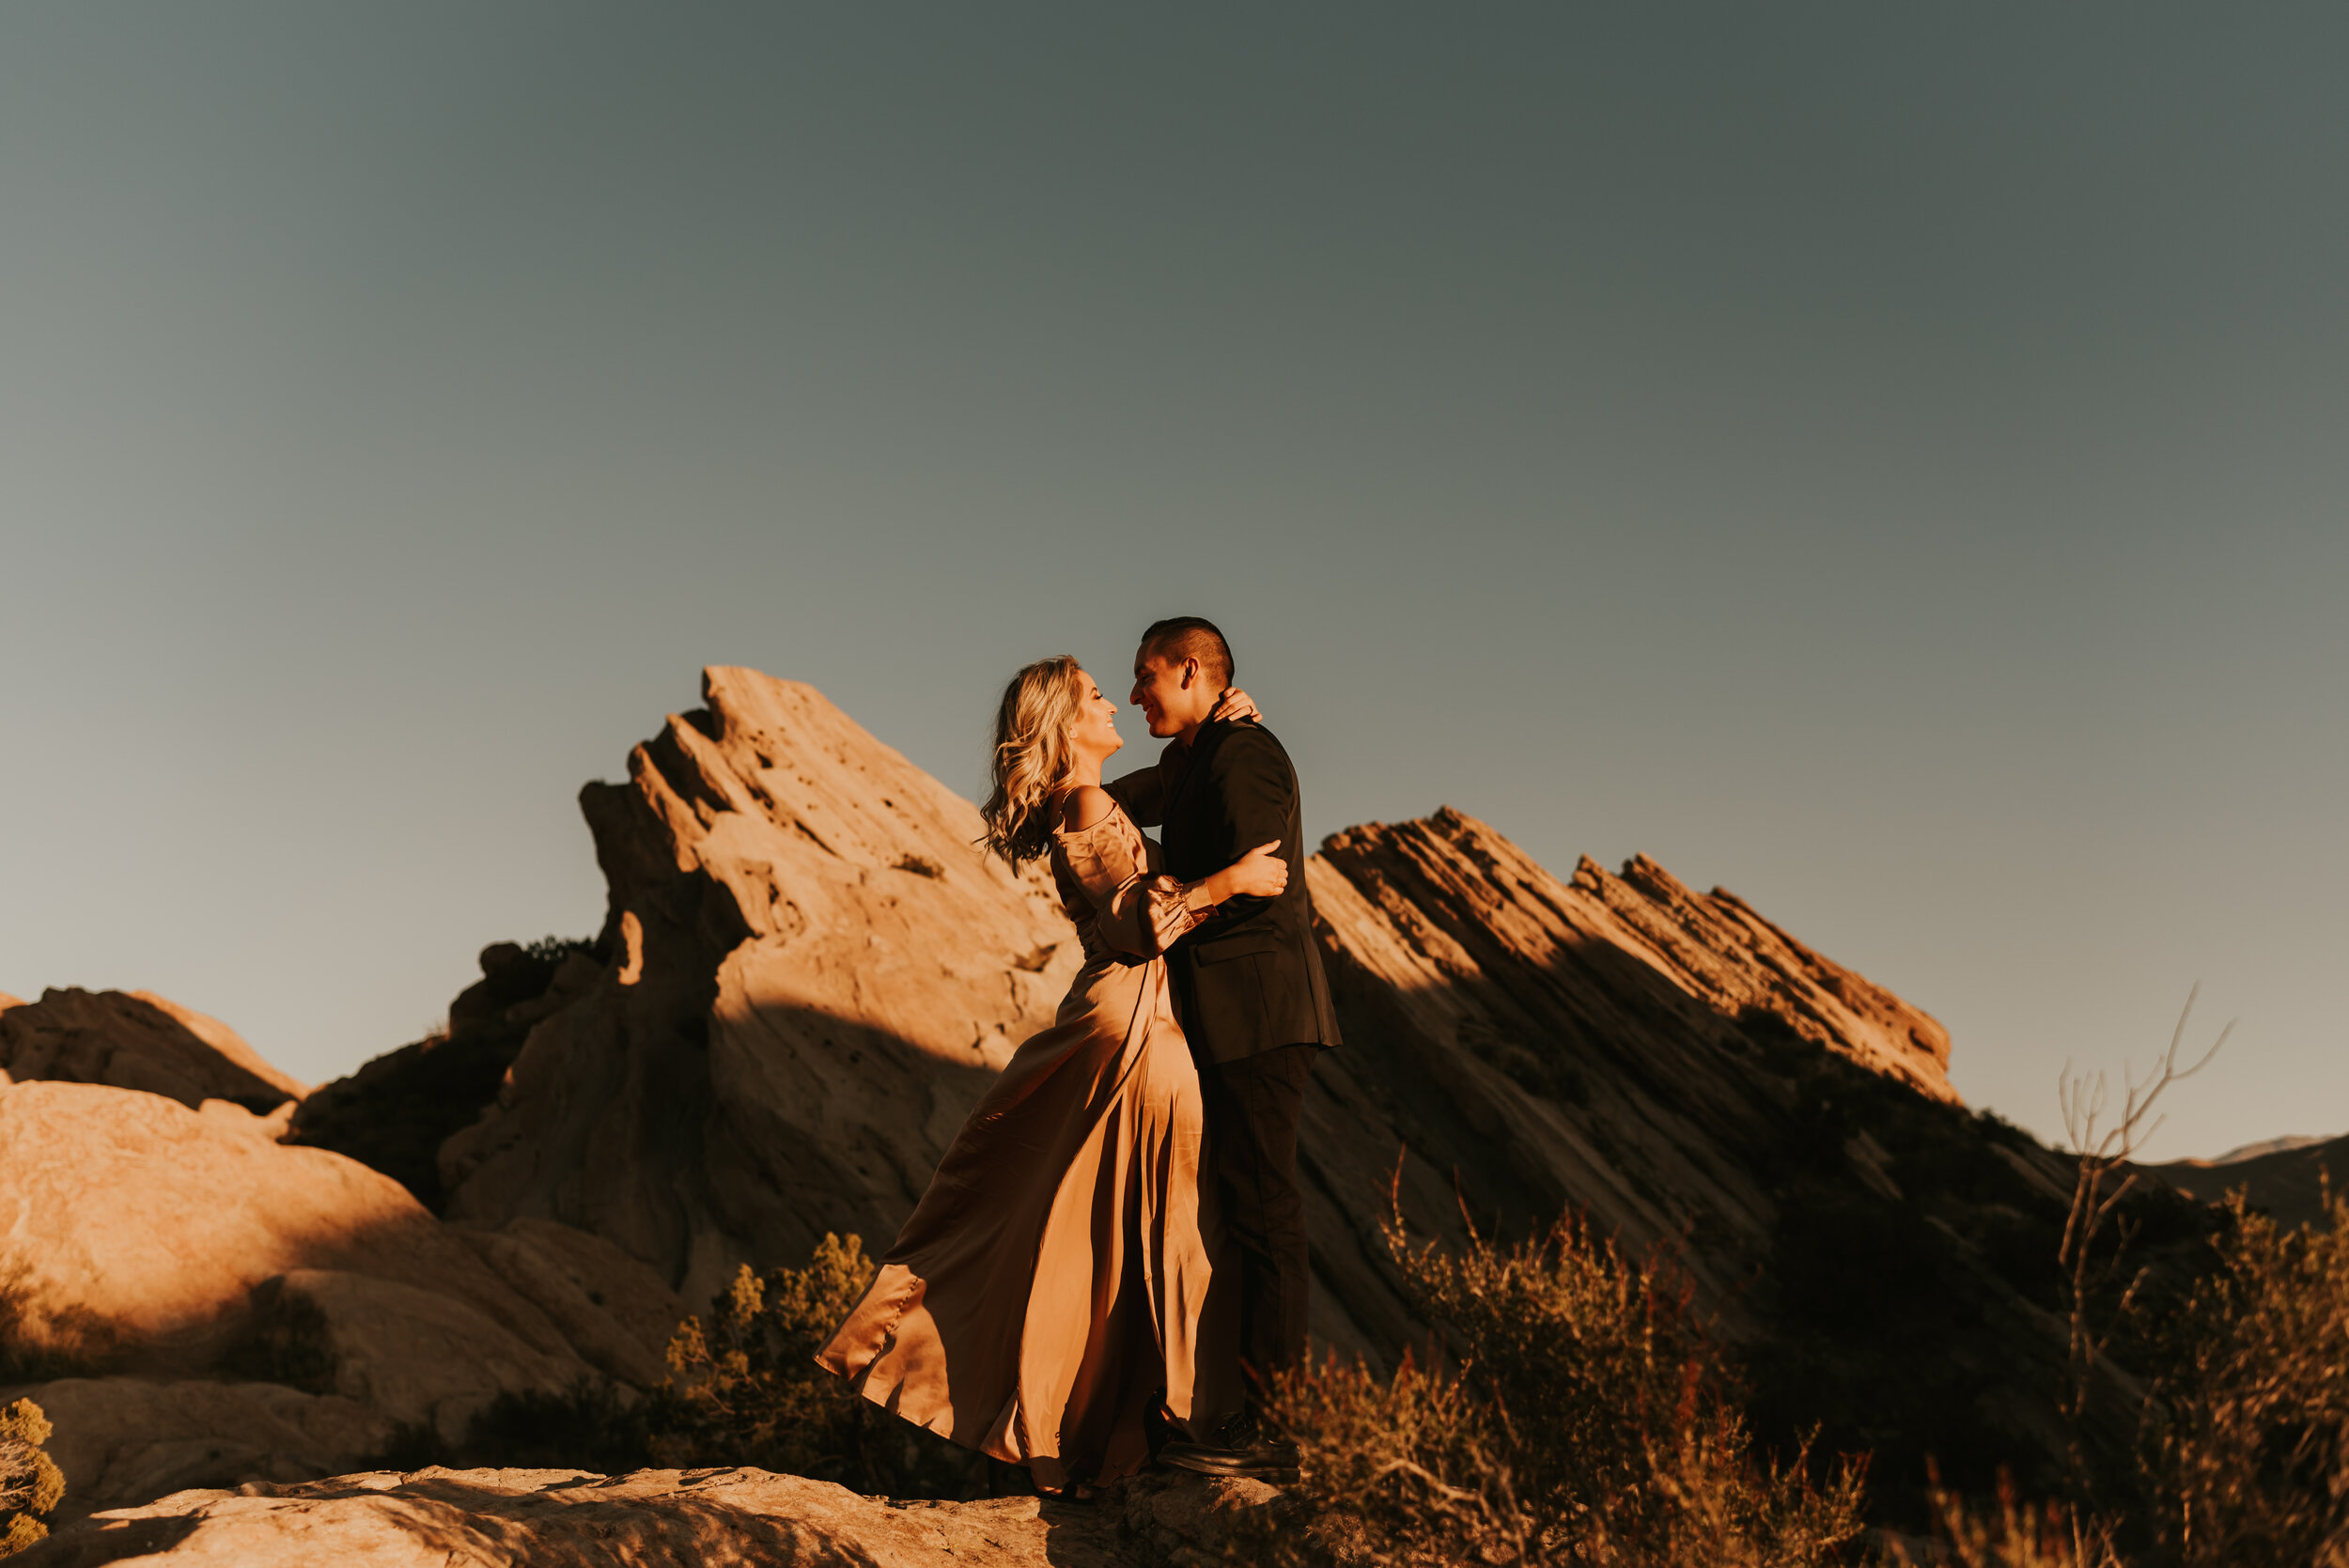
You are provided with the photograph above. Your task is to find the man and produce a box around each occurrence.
[1106,615,1342,1483]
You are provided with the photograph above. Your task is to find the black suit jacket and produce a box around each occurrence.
[1112,719,1341,1065]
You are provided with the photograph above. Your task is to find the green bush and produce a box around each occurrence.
[1252,1204,1869,1566]
[0,1398,64,1558]
[654,1233,979,1498]
[360,1233,971,1495]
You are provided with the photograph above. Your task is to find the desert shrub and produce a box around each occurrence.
[2141,1188,2349,1565]
[0,1398,64,1558]
[654,1233,979,1498]
[521,936,595,965]
[1255,1350,1543,1566]
[1253,1203,1870,1566]
[356,1234,970,1492]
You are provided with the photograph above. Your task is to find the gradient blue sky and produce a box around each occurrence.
[4,4,2342,1158]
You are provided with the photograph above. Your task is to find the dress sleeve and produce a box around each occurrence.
[1058,825,1216,957]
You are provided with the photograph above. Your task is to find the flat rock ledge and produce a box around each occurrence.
[22,1465,1282,1567]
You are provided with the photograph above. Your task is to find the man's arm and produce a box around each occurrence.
[1102,761,1166,827]
[1201,728,1297,924]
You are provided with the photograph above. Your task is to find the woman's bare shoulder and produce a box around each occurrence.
[1056,785,1117,833]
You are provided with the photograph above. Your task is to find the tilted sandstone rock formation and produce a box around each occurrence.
[0,1075,684,1514]
[438,668,1082,1307]
[0,990,305,1113]
[297,668,2173,1511]
[1294,810,1958,1345]
[20,1465,1267,1568]
[1286,810,2185,1514]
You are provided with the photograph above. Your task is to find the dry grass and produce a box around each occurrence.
[1888,1469,2123,1568]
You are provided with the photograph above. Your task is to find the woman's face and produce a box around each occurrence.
[1066,669,1124,763]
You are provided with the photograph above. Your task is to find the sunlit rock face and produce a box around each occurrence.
[439,667,1084,1309]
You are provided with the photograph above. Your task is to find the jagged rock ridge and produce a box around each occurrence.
[1294,809,1955,1340]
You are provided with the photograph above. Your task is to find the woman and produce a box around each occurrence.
[815,656,1285,1495]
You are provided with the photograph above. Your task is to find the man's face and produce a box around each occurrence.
[1130,650,1206,739]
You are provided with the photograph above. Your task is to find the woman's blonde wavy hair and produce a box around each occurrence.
[979,655,1090,868]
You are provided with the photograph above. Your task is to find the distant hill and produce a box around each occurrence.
[2151,1133,2347,1230]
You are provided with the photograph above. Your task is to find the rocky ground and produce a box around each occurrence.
[20,1466,1273,1567]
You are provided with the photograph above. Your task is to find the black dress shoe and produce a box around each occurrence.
[1155,1410,1302,1483]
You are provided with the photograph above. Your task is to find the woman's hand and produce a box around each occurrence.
[1213,687,1262,724]
[1207,840,1288,905]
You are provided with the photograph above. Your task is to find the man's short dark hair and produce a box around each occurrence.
[1139,616,1235,688]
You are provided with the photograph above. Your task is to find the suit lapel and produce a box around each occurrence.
[1161,722,1225,870]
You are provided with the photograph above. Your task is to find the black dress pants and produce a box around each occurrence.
[1197,1042,1319,1391]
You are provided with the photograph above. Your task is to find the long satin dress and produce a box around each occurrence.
[815,802,1235,1492]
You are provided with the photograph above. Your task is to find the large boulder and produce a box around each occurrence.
[438,668,1083,1307]
[0,990,305,1113]
[0,1077,685,1513]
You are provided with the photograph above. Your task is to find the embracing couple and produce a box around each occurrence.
[816,616,1340,1496]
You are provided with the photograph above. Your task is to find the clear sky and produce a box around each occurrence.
[4,4,2342,1159]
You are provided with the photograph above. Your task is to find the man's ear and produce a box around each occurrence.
[1179,660,1196,690]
